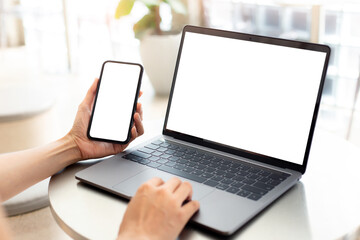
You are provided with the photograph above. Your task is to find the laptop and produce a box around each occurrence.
[75,25,330,235]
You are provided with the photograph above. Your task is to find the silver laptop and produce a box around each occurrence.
[76,25,330,236]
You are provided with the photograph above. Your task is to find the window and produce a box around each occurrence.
[203,0,360,142]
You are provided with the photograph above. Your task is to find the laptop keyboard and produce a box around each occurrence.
[123,139,290,201]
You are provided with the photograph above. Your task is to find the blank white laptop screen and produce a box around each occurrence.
[166,32,327,165]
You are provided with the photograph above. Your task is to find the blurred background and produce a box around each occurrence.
[1,0,360,145]
[1,0,360,148]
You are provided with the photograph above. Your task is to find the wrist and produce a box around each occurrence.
[58,134,82,165]
[117,232,150,240]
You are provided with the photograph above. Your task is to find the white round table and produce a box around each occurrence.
[49,123,360,239]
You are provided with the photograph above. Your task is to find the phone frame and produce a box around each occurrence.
[87,60,143,144]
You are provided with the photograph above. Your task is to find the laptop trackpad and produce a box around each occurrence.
[113,168,214,200]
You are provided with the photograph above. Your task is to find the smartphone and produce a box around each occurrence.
[87,60,143,144]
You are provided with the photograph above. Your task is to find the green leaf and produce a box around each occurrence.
[133,13,157,39]
[165,0,187,15]
[115,0,135,19]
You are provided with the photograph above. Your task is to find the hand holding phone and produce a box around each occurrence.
[87,61,143,144]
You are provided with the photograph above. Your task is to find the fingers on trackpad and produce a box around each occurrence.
[112,168,214,200]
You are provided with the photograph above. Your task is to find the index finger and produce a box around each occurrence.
[174,181,193,204]
[82,78,99,107]
[146,177,164,187]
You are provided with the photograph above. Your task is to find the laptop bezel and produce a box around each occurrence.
[162,25,330,174]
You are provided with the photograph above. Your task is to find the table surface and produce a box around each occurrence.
[49,121,360,240]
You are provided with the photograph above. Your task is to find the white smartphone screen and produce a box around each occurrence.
[88,61,143,143]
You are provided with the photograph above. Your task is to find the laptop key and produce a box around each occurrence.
[183,167,195,173]
[132,151,151,159]
[165,150,176,154]
[157,147,167,152]
[258,171,271,177]
[124,154,142,162]
[123,153,133,159]
[177,147,187,152]
[204,167,216,173]
[248,194,262,201]
[157,159,168,164]
[139,148,154,154]
[152,151,163,157]
[236,170,249,177]
[209,162,220,168]
[237,190,251,197]
[149,156,160,162]
[192,170,204,176]
[242,179,256,185]
[146,162,161,168]
[186,162,197,167]
[258,177,270,183]
[267,179,281,187]
[174,164,185,170]
[158,165,206,183]
[238,165,251,171]
[200,159,211,165]
[201,172,214,179]
[221,160,232,166]
[248,168,261,174]
[233,176,245,182]
[169,156,179,161]
[253,182,274,191]
[231,181,244,188]
[211,176,223,181]
[168,145,179,150]
[221,178,234,185]
[212,158,222,163]
[138,159,150,165]
[194,163,207,170]
[182,154,193,160]
[246,174,260,180]
[186,149,196,154]
[216,184,230,191]
[224,173,235,179]
[280,172,291,178]
[160,142,170,147]
[218,165,229,171]
[268,173,287,181]
[242,185,268,195]
[194,153,204,158]
[214,170,226,176]
[202,154,215,160]
[161,154,171,159]
[227,168,239,174]
[165,162,176,167]
[174,152,185,157]
[203,180,218,187]
[178,159,188,164]
[231,163,240,169]
[226,187,240,194]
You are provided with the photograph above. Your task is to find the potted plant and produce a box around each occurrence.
[115,0,188,96]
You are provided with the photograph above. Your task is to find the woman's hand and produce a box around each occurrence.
[67,78,144,161]
[117,177,200,240]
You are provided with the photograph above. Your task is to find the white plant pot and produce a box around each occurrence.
[139,34,181,96]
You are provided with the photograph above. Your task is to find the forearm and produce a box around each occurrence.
[0,134,81,201]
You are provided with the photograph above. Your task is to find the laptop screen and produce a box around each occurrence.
[165,28,328,166]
